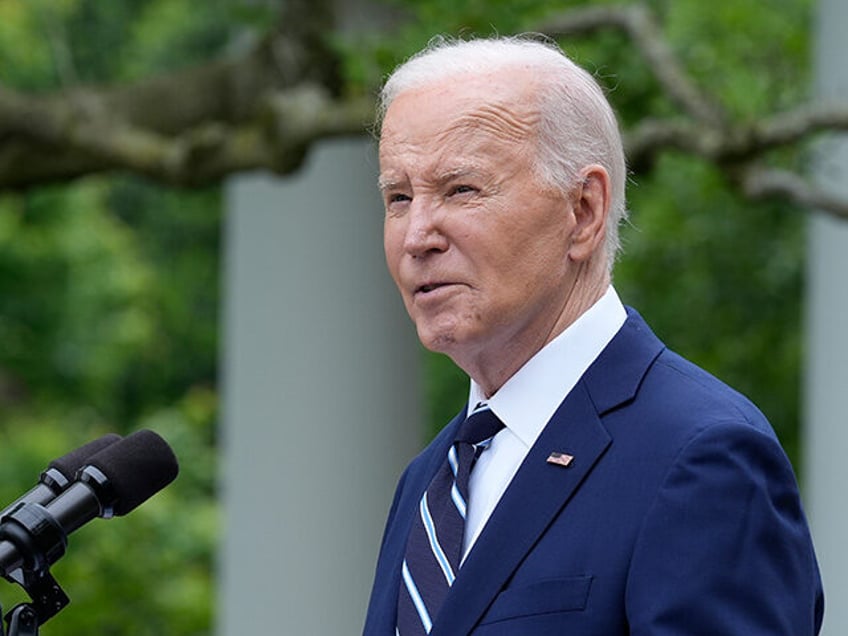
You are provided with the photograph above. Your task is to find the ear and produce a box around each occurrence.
[567,165,611,263]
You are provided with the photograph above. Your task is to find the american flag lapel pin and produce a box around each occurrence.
[546,451,574,468]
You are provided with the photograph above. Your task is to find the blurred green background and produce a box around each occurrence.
[0,0,812,633]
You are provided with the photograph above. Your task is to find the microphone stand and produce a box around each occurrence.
[0,568,69,636]
[4,604,40,636]
[0,504,72,636]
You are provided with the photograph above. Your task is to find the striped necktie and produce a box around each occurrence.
[396,407,504,635]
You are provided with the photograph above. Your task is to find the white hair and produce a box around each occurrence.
[379,35,628,271]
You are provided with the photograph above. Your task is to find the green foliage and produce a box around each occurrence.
[0,1,57,89]
[0,176,221,425]
[116,0,237,81]
[0,175,221,634]
[0,183,154,411]
[0,0,225,632]
[661,0,812,116]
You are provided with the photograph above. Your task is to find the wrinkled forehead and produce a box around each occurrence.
[379,71,541,165]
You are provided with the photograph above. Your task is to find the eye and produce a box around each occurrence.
[387,192,412,205]
[448,184,477,197]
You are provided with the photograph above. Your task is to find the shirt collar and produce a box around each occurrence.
[469,285,626,448]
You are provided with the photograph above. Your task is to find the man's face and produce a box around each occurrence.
[379,71,586,380]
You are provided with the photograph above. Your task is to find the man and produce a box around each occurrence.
[364,36,823,635]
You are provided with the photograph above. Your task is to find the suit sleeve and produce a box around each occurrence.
[363,468,408,636]
[624,419,824,635]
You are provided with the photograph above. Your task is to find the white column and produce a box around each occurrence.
[806,1,848,633]
[217,138,421,634]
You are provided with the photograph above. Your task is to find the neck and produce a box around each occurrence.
[464,270,610,398]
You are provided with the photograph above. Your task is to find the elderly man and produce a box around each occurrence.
[364,36,823,635]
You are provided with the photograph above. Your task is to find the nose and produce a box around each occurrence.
[402,198,449,258]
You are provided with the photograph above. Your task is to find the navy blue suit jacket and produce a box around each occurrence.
[363,310,823,635]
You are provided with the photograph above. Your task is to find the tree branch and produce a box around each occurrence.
[742,166,848,220]
[625,103,848,169]
[536,3,848,220]
[0,0,348,188]
[754,103,848,149]
[538,3,725,127]
[1,1,847,222]
[0,83,373,188]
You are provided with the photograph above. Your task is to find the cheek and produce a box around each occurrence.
[383,225,403,278]
[488,223,571,301]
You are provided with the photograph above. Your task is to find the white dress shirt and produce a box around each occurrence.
[462,286,627,558]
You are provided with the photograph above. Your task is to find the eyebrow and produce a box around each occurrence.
[435,167,482,184]
[377,175,406,193]
[377,165,485,193]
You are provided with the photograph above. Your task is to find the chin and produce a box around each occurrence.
[415,324,460,355]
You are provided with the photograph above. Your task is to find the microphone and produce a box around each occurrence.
[0,434,123,519]
[0,429,179,578]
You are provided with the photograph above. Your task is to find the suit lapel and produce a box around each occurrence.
[430,382,610,634]
[429,309,665,634]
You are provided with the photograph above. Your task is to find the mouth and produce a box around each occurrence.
[415,282,455,295]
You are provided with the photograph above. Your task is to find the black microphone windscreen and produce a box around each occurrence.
[48,434,123,480]
[86,430,179,517]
